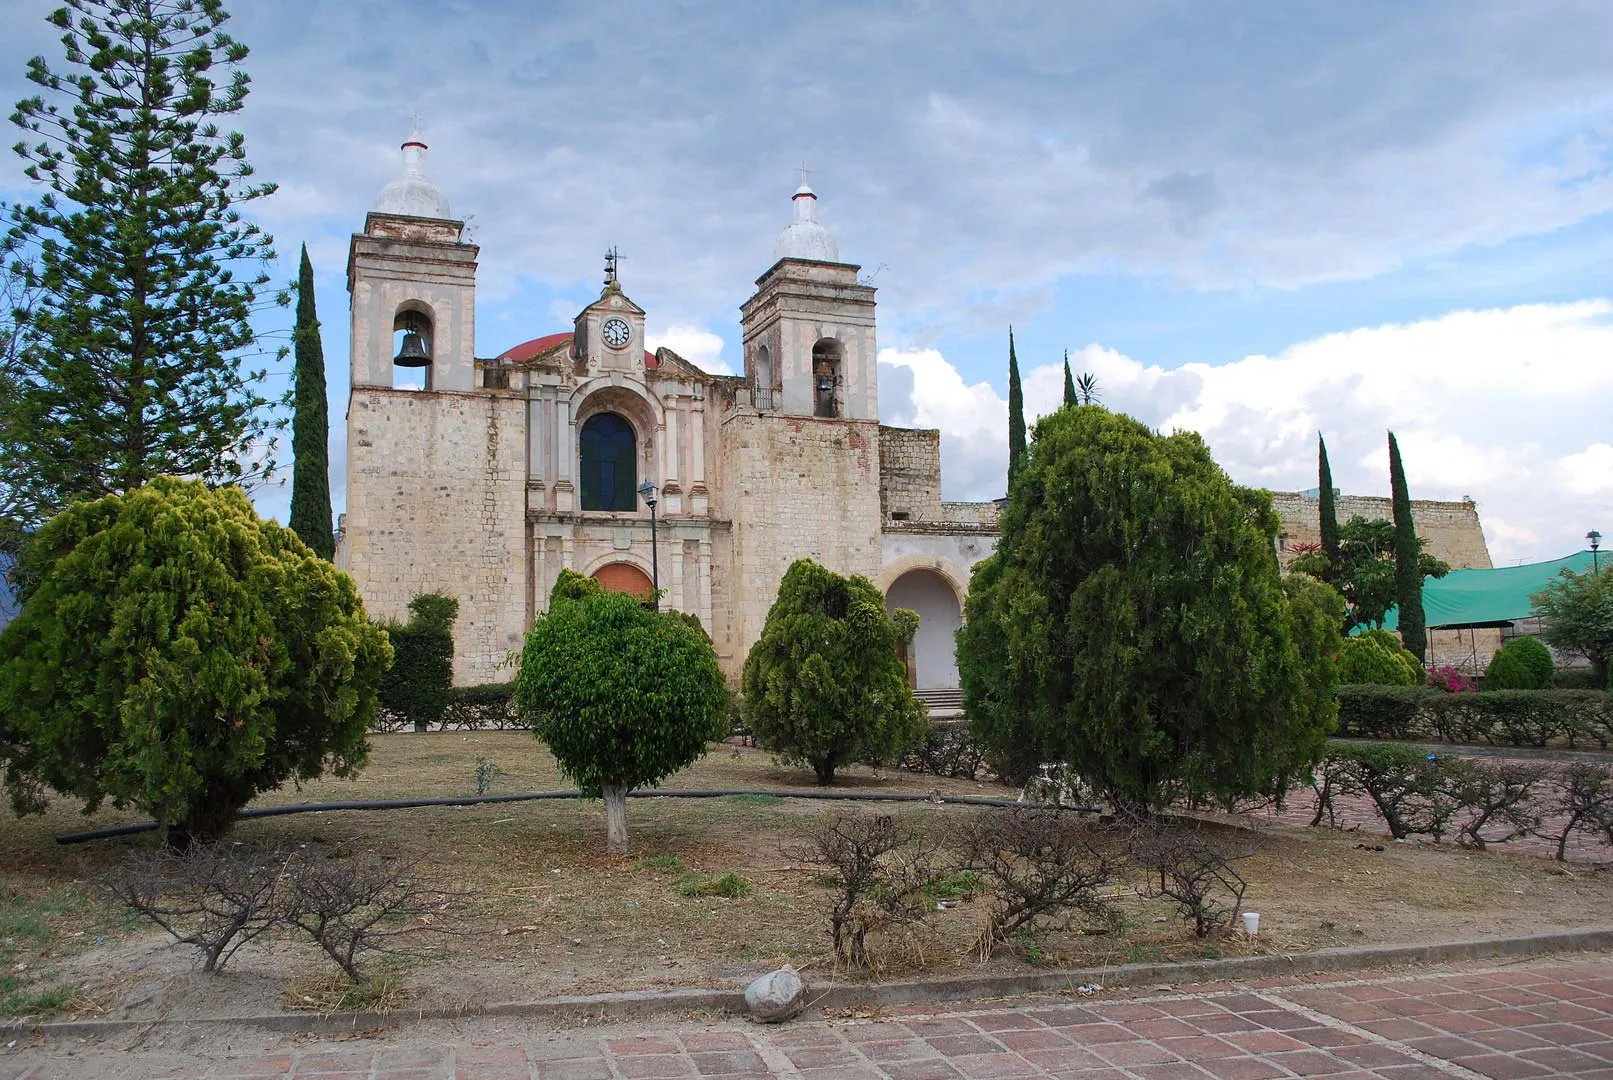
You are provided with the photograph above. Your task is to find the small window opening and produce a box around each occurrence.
[890,511,910,522]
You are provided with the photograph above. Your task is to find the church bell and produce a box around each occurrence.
[394,313,431,368]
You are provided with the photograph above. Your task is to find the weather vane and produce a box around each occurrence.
[604,246,622,285]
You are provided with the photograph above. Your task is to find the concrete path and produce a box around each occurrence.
[2,954,1612,1080]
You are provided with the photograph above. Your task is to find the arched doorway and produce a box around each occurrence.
[593,562,654,599]
[885,569,962,690]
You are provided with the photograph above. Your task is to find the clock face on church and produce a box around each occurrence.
[601,317,631,349]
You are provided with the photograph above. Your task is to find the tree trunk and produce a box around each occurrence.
[603,784,630,854]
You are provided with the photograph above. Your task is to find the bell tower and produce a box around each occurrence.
[347,129,479,393]
[739,180,877,420]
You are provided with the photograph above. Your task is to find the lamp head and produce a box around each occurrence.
[1590,529,1603,551]
[638,480,657,509]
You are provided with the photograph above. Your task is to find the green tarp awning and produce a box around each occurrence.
[1371,549,1600,632]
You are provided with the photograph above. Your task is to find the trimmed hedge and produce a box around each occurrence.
[1485,636,1554,690]
[1336,685,1613,748]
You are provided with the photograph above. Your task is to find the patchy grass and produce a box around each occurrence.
[0,981,78,1019]
[675,871,753,899]
[283,966,419,1014]
[2,732,1612,1018]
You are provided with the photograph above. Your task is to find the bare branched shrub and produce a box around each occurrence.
[280,851,456,984]
[1451,759,1551,849]
[1126,817,1258,940]
[785,813,939,969]
[1308,753,1364,828]
[952,808,1116,951]
[102,845,291,973]
[1539,763,1613,862]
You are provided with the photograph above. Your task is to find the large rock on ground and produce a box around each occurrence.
[745,965,806,1023]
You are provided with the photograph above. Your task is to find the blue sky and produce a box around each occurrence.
[3,0,1611,564]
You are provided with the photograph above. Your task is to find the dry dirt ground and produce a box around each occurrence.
[2,733,1610,1026]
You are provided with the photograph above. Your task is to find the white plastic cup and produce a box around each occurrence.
[1242,911,1260,936]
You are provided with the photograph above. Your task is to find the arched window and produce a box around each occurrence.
[812,338,843,417]
[754,344,774,410]
[579,412,637,511]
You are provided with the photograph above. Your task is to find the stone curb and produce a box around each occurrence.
[6,925,1612,1039]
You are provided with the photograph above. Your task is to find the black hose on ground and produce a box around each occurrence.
[53,789,1100,845]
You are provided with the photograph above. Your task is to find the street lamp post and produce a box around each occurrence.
[638,480,660,609]
[1590,530,1602,574]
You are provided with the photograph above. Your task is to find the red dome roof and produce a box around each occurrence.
[496,332,658,368]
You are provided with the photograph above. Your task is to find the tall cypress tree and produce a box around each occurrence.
[1317,433,1340,577]
[1388,431,1427,662]
[1062,350,1077,409]
[288,245,333,558]
[1007,328,1026,488]
[1,0,279,527]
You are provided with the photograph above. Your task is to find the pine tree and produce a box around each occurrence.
[1007,327,1026,489]
[1317,433,1341,577]
[1062,350,1077,409]
[1,0,280,528]
[1388,431,1427,662]
[288,245,333,558]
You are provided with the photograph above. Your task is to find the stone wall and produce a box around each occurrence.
[341,387,528,685]
[942,501,1002,527]
[712,411,885,678]
[1270,492,1493,570]
[1270,491,1501,671]
[878,426,943,522]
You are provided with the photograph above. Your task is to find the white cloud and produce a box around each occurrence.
[646,324,731,375]
[879,301,1613,565]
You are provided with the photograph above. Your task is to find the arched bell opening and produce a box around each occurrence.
[885,569,963,690]
[811,337,843,418]
[753,344,774,410]
[392,304,434,391]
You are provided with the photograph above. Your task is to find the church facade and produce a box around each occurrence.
[334,134,1496,688]
[334,134,995,688]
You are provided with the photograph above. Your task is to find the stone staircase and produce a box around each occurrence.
[913,686,963,720]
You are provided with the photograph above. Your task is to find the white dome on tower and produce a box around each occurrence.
[375,129,452,219]
[774,181,839,262]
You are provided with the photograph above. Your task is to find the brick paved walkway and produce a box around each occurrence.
[2,954,1611,1080]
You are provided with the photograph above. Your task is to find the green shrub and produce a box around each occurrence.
[1335,685,1434,739]
[676,871,752,899]
[441,682,520,730]
[741,559,927,785]
[516,587,727,853]
[1338,632,1421,686]
[1334,685,1613,749]
[957,407,1335,810]
[1485,637,1555,690]
[0,479,390,842]
[378,593,459,732]
[1553,667,1602,690]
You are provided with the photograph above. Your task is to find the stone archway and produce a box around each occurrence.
[593,561,654,599]
[885,568,963,690]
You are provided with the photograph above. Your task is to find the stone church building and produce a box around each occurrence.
[334,133,1494,689]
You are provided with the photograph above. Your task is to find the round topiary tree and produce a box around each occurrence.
[1484,636,1555,690]
[741,559,928,785]
[516,585,727,853]
[1337,630,1422,686]
[957,407,1335,810]
[0,478,392,844]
